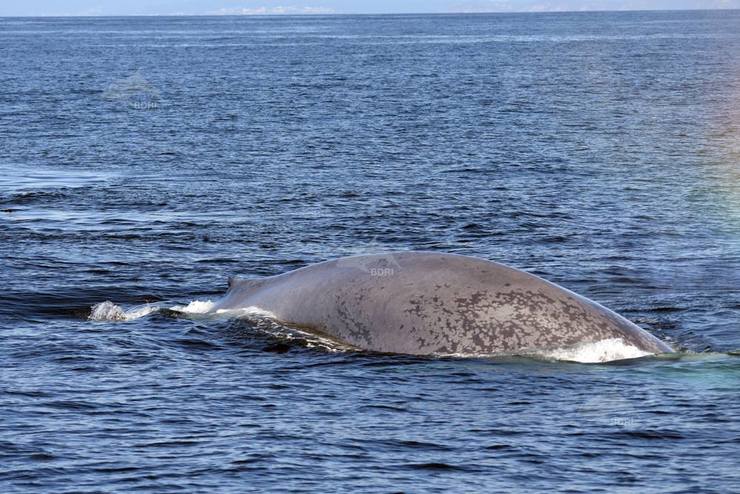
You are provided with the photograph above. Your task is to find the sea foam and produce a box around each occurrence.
[88,299,276,322]
[89,301,159,321]
[540,338,653,363]
[170,300,216,314]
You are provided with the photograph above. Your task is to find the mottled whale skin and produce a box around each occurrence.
[212,252,673,356]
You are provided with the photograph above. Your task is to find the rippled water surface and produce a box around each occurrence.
[2,11,740,493]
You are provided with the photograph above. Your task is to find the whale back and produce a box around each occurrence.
[214,252,672,356]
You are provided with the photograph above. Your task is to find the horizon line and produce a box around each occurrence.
[2,8,740,18]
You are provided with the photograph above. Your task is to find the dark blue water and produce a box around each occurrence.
[2,11,740,492]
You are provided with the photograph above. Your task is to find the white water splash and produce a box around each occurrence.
[170,299,216,314]
[167,301,275,319]
[88,299,277,322]
[221,306,277,319]
[541,338,653,363]
[89,301,159,322]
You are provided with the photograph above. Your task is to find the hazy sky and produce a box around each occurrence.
[2,0,739,16]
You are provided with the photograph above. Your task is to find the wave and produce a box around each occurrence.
[170,301,278,320]
[88,299,218,321]
[537,338,653,363]
[89,300,160,321]
[169,300,216,315]
[440,338,654,363]
[88,299,277,321]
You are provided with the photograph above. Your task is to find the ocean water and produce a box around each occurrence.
[2,10,740,492]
